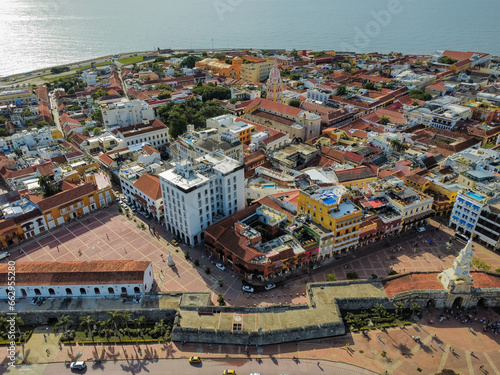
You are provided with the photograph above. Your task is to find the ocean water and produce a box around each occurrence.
[0,0,499,76]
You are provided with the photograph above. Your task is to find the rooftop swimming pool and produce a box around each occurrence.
[465,191,485,201]
[263,184,275,188]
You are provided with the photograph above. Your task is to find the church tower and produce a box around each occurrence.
[438,239,474,292]
[266,59,283,103]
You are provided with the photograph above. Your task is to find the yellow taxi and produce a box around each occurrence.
[223,370,236,375]
[189,356,201,363]
[171,239,179,246]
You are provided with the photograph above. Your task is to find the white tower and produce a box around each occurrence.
[438,239,474,291]
[266,59,283,103]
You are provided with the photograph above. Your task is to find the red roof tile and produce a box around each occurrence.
[133,174,162,201]
[37,184,97,212]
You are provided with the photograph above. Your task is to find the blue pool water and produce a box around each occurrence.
[263,184,275,188]
[465,192,484,201]
[323,197,337,205]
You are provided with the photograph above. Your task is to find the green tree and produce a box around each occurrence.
[394,302,405,318]
[326,273,336,281]
[408,89,432,101]
[108,311,122,334]
[217,294,225,306]
[36,121,50,128]
[0,116,7,125]
[229,98,241,104]
[0,128,8,137]
[337,85,347,96]
[22,107,31,117]
[158,91,172,100]
[290,49,300,61]
[91,109,103,124]
[91,88,108,100]
[289,99,301,107]
[372,303,386,317]
[181,55,202,68]
[379,116,390,125]
[121,311,132,330]
[438,56,457,65]
[82,126,93,136]
[93,127,102,136]
[290,74,301,81]
[38,175,61,198]
[54,315,72,338]
[362,82,377,90]
[79,315,96,338]
[410,303,421,319]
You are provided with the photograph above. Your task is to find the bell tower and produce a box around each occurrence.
[266,59,283,103]
[438,239,474,292]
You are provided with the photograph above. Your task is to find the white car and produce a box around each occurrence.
[417,227,426,232]
[264,284,276,291]
[216,263,225,271]
[242,285,254,293]
[70,361,86,370]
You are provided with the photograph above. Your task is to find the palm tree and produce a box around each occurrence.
[121,311,132,331]
[372,303,386,317]
[54,315,72,338]
[15,317,24,338]
[410,303,421,319]
[394,302,405,318]
[134,316,146,337]
[153,320,166,337]
[79,315,95,338]
[0,317,7,334]
[108,311,122,334]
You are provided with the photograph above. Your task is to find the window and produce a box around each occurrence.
[94,287,100,295]
[108,287,115,294]
[65,288,72,295]
[49,288,55,295]
[80,288,86,295]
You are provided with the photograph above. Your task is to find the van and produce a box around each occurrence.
[0,252,10,260]
[454,232,469,243]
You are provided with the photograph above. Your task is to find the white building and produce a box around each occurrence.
[102,99,155,130]
[120,165,165,222]
[0,261,153,299]
[111,119,169,148]
[159,152,245,246]
[449,190,488,237]
[81,70,97,86]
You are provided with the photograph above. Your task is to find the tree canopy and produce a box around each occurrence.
[157,98,228,139]
[379,116,390,125]
[191,85,231,101]
[438,56,458,65]
[91,109,103,124]
[289,99,302,107]
[91,89,108,100]
[158,91,172,100]
[180,55,202,69]
[337,85,348,96]
[408,89,432,101]
[38,175,61,198]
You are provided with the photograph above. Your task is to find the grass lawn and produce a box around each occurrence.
[117,56,143,65]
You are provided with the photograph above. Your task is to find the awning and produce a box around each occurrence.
[459,219,466,224]
[467,223,474,229]
[452,215,459,221]
[133,193,147,206]
[473,205,480,210]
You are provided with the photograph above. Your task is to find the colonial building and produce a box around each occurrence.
[111,119,169,149]
[266,60,283,103]
[0,260,153,299]
[244,98,321,141]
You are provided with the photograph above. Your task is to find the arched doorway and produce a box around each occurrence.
[427,299,436,309]
[21,289,27,298]
[477,298,487,308]
[452,297,463,309]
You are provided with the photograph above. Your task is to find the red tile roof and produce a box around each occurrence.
[246,98,302,118]
[133,174,162,201]
[383,273,444,298]
[37,183,97,212]
[0,261,151,286]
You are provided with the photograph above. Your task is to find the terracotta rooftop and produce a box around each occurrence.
[133,174,162,201]
[37,183,97,212]
[383,273,445,298]
[0,261,151,286]
[334,166,376,183]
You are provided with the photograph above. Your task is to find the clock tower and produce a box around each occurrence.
[438,239,474,292]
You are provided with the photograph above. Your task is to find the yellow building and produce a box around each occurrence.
[0,87,34,105]
[424,180,460,216]
[334,166,377,189]
[240,57,273,83]
[195,57,242,79]
[37,173,114,229]
[51,128,63,140]
[297,185,362,253]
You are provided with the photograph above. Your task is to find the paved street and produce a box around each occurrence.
[4,357,377,375]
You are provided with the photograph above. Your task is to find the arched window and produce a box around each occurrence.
[121,287,127,295]
[80,288,86,295]
[34,288,42,296]
[94,287,100,295]
[48,288,55,295]
[134,287,140,294]
[65,288,72,295]
[108,287,114,294]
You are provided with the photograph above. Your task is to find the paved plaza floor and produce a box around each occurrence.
[6,205,500,308]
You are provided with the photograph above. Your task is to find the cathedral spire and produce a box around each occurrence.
[266,59,283,103]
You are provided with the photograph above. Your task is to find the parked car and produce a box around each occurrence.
[189,356,201,363]
[223,370,236,375]
[171,239,179,246]
[70,361,86,370]
[417,227,426,232]
[242,285,254,293]
[216,263,225,271]
[264,284,276,291]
